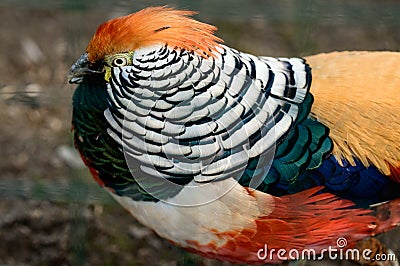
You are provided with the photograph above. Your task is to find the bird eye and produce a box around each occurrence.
[112,56,128,67]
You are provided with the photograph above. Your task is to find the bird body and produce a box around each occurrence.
[69,7,400,264]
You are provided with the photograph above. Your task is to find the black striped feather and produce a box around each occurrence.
[73,44,332,201]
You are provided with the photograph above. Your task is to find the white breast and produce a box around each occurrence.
[109,178,274,247]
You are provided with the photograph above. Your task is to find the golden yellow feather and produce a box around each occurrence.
[306,51,400,175]
[86,6,222,63]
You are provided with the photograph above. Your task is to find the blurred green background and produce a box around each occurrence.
[0,1,399,265]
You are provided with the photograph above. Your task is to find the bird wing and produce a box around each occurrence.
[101,44,330,198]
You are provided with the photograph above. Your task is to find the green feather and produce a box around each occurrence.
[251,93,333,192]
[72,77,185,202]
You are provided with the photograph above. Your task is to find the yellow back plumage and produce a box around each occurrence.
[306,51,400,175]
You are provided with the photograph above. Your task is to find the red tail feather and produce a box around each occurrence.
[184,187,393,264]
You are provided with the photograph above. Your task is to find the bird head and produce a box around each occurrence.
[68,6,222,84]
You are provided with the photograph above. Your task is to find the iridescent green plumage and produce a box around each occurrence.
[239,93,333,194]
[72,77,158,201]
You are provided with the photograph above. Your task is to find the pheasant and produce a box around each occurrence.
[68,6,400,264]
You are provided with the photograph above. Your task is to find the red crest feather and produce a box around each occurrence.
[86,6,223,62]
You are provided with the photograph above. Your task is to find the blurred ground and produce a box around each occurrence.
[0,1,399,266]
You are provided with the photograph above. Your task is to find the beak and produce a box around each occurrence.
[68,53,102,84]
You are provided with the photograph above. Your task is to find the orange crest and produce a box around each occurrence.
[86,6,223,62]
